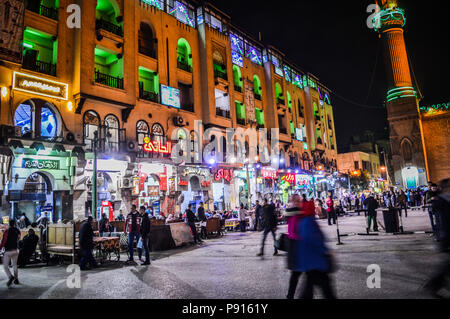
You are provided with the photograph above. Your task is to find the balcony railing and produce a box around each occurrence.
[95,70,124,89]
[138,45,157,59]
[277,97,285,105]
[214,69,228,81]
[139,84,159,103]
[234,85,242,93]
[26,3,59,21]
[177,60,192,73]
[236,118,246,126]
[96,19,123,37]
[256,124,265,130]
[254,93,262,101]
[23,59,56,76]
[216,109,231,119]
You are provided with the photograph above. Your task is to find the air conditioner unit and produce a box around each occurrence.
[173,116,185,127]
[119,177,133,189]
[126,140,138,152]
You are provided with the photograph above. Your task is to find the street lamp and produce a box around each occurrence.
[91,131,99,219]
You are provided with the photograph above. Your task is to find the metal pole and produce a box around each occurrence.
[91,131,98,219]
[246,163,251,209]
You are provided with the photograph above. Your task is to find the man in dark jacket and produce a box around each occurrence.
[363,194,379,232]
[126,205,142,262]
[18,228,39,268]
[186,204,202,244]
[257,199,279,257]
[99,213,110,237]
[1,220,21,287]
[424,179,450,298]
[197,202,207,239]
[254,200,264,231]
[140,206,151,265]
[426,183,440,238]
[79,216,98,271]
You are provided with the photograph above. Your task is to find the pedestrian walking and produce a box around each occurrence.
[79,216,98,271]
[125,205,142,262]
[186,204,202,244]
[257,199,278,257]
[238,203,247,232]
[399,190,408,218]
[423,179,450,298]
[293,200,336,299]
[197,202,207,239]
[326,195,337,226]
[140,206,151,265]
[426,183,440,238]
[254,200,263,231]
[364,194,379,232]
[0,220,21,287]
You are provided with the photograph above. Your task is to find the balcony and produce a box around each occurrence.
[216,109,231,119]
[139,86,159,103]
[26,3,59,21]
[277,97,285,105]
[23,59,56,76]
[234,85,242,93]
[96,19,123,37]
[237,118,246,126]
[214,69,228,81]
[138,46,157,60]
[177,60,192,73]
[95,70,124,89]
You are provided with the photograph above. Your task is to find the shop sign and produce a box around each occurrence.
[178,180,189,186]
[132,177,140,196]
[295,174,310,188]
[282,173,295,184]
[22,158,59,170]
[261,167,277,179]
[159,172,168,191]
[143,137,172,154]
[202,181,211,187]
[139,172,148,191]
[214,168,234,182]
[13,72,68,100]
[182,167,209,178]
[147,186,159,197]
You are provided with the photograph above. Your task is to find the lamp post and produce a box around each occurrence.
[91,131,99,219]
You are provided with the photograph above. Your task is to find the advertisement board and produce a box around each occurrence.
[160,85,181,109]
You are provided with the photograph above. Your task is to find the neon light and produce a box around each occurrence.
[143,137,172,154]
[373,7,406,32]
[23,42,33,49]
[169,2,194,27]
[142,0,163,10]
[420,102,450,113]
[12,72,69,100]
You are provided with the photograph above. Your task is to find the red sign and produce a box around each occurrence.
[178,180,188,186]
[214,168,234,182]
[159,166,168,191]
[282,173,295,184]
[202,181,211,187]
[139,172,148,191]
[261,168,277,179]
[143,137,172,154]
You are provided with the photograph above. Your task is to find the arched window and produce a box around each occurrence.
[95,0,123,37]
[401,139,413,162]
[177,38,192,72]
[151,123,164,145]
[233,65,242,92]
[275,82,284,105]
[14,99,60,139]
[286,91,292,112]
[213,50,227,80]
[253,75,262,100]
[138,22,157,59]
[83,110,100,150]
[104,114,119,152]
[136,120,149,146]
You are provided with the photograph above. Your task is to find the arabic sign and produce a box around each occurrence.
[13,72,69,100]
[261,167,277,179]
[214,168,234,182]
[143,137,172,154]
[181,167,210,178]
[22,158,60,170]
[0,0,25,64]
[281,173,295,184]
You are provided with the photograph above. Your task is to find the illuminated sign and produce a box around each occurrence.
[295,128,303,141]
[178,180,189,186]
[214,168,234,182]
[232,51,243,68]
[22,158,60,170]
[295,174,310,188]
[13,72,68,100]
[261,168,277,179]
[420,102,450,113]
[143,137,172,154]
[182,167,209,177]
[160,85,180,109]
[282,173,295,184]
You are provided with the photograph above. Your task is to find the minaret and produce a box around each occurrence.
[372,0,428,189]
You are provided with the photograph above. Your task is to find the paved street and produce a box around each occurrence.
[0,209,447,299]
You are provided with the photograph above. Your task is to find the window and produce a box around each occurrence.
[14,99,60,139]
[275,83,284,105]
[215,89,230,119]
[177,38,192,73]
[95,46,124,89]
[401,139,413,162]
[83,110,100,149]
[253,75,262,100]
[278,114,287,134]
[96,0,123,37]
[104,114,119,152]
[235,101,245,126]
[138,22,157,59]
[298,99,304,117]
[152,123,164,145]
[354,161,360,170]
[233,66,243,93]
[213,51,227,81]
[287,91,292,112]
[136,120,149,146]
[22,27,57,76]
[255,108,265,128]
[139,67,159,103]
[179,82,194,112]
[26,0,59,20]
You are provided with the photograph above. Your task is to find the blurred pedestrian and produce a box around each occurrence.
[125,205,142,262]
[99,213,110,237]
[426,184,440,238]
[423,179,450,298]
[326,195,337,226]
[257,199,278,257]
[197,202,207,239]
[79,216,98,271]
[18,228,39,268]
[116,209,125,221]
[399,190,408,218]
[238,203,247,232]
[140,206,151,265]
[364,194,379,232]
[0,220,21,287]
[186,204,202,244]
[254,200,263,231]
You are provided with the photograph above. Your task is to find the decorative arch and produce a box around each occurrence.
[83,110,100,149]
[136,120,149,145]
[401,138,413,162]
[138,21,158,59]
[104,114,120,152]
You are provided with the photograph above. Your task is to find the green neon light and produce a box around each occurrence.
[373,7,406,32]
[23,42,33,49]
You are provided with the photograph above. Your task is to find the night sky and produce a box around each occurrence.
[206,0,449,152]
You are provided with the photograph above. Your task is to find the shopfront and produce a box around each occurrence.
[260,167,278,201]
[177,166,212,214]
[7,147,77,223]
[212,167,234,211]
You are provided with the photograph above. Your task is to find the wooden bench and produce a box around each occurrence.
[47,223,76,264]
[206,218,223,238]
